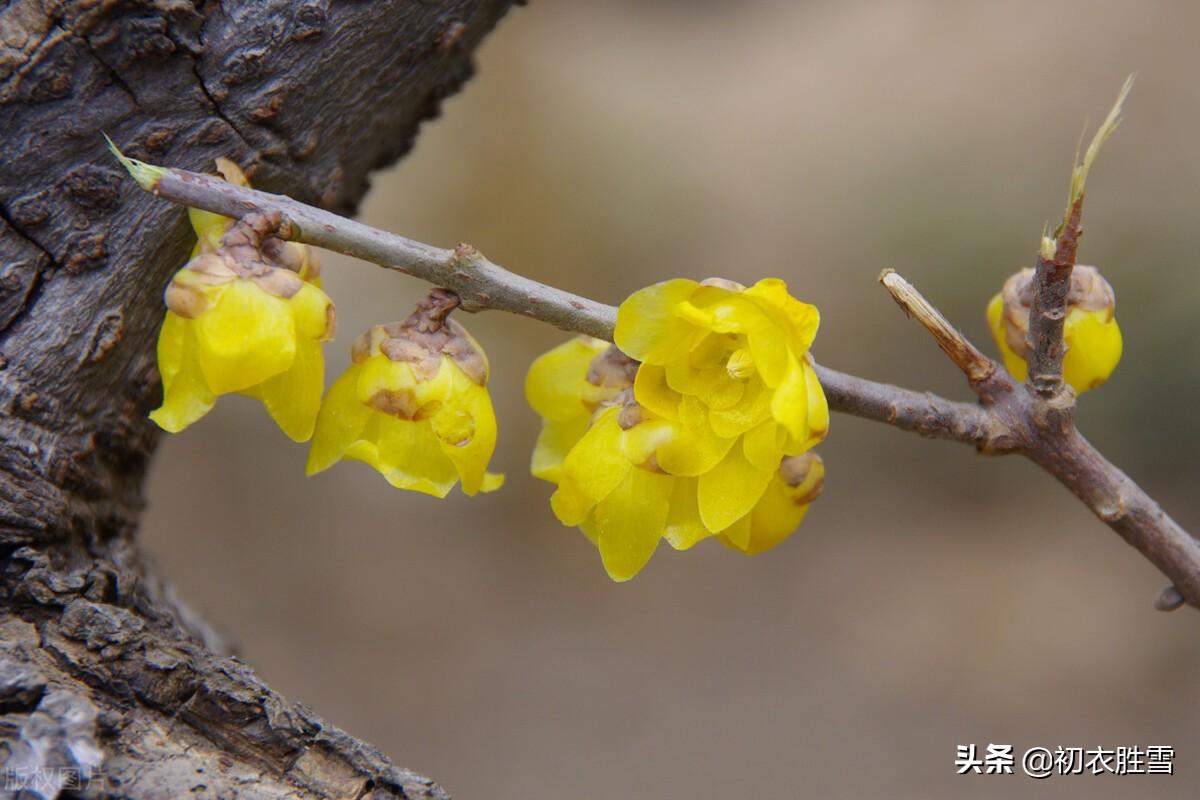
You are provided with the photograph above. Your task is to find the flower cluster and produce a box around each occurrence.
[986,265,1122,393]
[527,278,829,580]
[150,159,829,580]
[150,161,500,497]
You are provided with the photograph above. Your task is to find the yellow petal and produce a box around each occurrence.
[729,456,825,555]
[306,362,372,475]
[195,280,297,393]
[770,354,811,443]
[744,278,820,353]
[531,415,590,483]
[708,378,772,438]
[663,477,712,550]
[525,336,608,421]
[355,354,423,406]
[551,408,631,525]
[717,513,753,551]
[803,358,830,443]
[434,362,501,495]
[593,467,673,581]
[188,208,232,254]
[986,292,1028,382]
[654,397,736,476]
[371,415,461,498]
[256,337,324,442]
[1063,307,1122,393]
[743,420,785,472]
[155,311,186,388]
[149,313,216,432]
[620,417,675,467]
[697,443,774,532]
[633,363,682,420]
[614,278,699,364]
[288,282,336,341]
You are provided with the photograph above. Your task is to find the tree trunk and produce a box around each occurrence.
[0,1,515,797]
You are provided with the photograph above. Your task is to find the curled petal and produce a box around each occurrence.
[614,278,699,363]
[525,336,608,421]
[744,278,820,353]
[434,362,502,495]
[633,363,682,420]
[289,282,336,341]
[769,354,811,443]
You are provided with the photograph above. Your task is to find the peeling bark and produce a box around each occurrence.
[0,1,516,796]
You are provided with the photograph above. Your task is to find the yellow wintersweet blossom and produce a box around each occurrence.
[307,292,503,497]
[615,277,828,532]
[986,265,1122,393]
[527,276,829,581]
[150,216,335,442]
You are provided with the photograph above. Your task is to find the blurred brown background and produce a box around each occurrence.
[143,2,1200,797]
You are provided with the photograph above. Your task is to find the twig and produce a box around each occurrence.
[110,139,1200,613]
[1026,78,1132,398]
[879,269,997,390]
[108,143,616,341]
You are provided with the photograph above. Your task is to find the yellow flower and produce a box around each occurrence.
[150,247,336,441]
[307,292,503,497]
[615,277,828,531]
[986,265,1122,393]
[527,280,829,582]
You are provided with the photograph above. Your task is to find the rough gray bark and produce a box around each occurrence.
[0,1,515,797]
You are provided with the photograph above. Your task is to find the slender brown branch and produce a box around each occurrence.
[879,269,997,391]
[115,154,617,341]
[1025,197,1083,398]
[813,364,1004,450]
[1024,428,1200,608]
[113,150,1200,613]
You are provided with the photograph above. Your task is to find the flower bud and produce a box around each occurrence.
[986,265,1122,393]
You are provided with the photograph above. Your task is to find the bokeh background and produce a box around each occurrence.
[143,2,1200,798]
